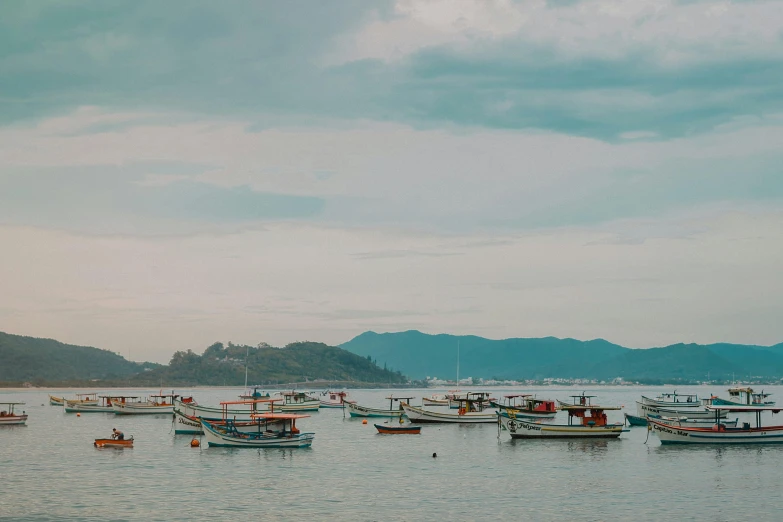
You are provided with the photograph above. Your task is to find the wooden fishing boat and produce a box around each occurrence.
[51,393,98,407]
[65,395,140,413]
[624,413,739,428]
[374,422,421,434]
[448,392,493,410]
[94,436,133,448]
[422,395,450,407]
[347,396,413,418]
[636,401,727,419]
[499,394,624,439]
[276,391,321,412]
[0,403,28,426]
[403,394,497,424]
[113,394,184,415]
[201,413,315,448]
[174,398,283,434]
[491,394,557,419]
[704,387,775,410]
[641,392,702,408]
[649,405,783,445]
[319,390,355,408]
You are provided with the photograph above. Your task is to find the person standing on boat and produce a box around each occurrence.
[112,428,124,440]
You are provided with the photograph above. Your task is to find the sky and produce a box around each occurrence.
[1,0,782,363]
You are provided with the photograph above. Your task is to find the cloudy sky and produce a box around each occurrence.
[2,0,782,362]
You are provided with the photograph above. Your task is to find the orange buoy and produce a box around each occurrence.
[190,438,200,447]
[77,413,81,417]
[362,419,368,425]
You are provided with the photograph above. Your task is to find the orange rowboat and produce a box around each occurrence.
[374,424,421,434]
[94,437,133,448]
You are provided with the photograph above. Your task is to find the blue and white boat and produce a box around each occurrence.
[201,414,314,448]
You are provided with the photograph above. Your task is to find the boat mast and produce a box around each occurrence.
[244,346,249,390]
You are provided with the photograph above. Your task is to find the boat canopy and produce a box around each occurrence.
[0,402,25,406]
[504,394,532,399]
[150,394,180,399]
[562,405,621,411]
[220,398,282,406]
[100,395,139,399]
[385,396,415,401]
[251,412,310,420]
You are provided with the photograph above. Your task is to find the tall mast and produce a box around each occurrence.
[244,346,249,389]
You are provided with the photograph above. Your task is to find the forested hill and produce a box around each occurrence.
[131,341,407,386]
[341,330,783,382]
[0,331,159,383]
[0,331,407,386]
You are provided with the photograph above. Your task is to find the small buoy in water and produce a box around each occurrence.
[432,452,437,458]
[362,419,368,425]
[76,413,81,417]
[190,438,200,447]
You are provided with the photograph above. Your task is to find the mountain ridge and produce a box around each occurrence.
[340,330,783,381]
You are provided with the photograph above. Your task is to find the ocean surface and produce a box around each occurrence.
[2,386,783,521]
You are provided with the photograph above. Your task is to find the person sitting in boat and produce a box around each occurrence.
[112,428,124,440]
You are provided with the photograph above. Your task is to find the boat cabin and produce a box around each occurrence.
[502,394,557,413]
[100,395,139,407]
[656,392,698,403]
[278,392,319,405]
[248,412,310,437]
[452,393,492,414]
[727,387,773,406]
[149,394,181,406]
[561,395,621,427]
[324,391,349,403]
[706,404,782,430]
[219,398,283,418]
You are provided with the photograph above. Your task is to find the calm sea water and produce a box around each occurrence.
[2,386,783,521]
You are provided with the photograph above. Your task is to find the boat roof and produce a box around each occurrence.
[220,398,282,405]
[251,412,310,420]
[707,405,781,412]
[562,405,621,411]
[659,392,697,397]
[150,394,179,398]
[385,396,415,400]
[100,395,139,398]
[504,394,532,398]
[569,395,597,398]
[75,393,97,397]
[0,402,25,406]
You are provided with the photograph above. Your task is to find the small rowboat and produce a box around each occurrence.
[374,423,421,434]
[94,436,133,448]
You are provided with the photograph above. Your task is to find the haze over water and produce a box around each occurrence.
[2,386,782,521]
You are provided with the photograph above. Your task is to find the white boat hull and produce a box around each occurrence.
[201,420,314,448]
[112,403,174,415]
[64,403,114,413]
[422,398,449,407]
[402,403,497,423]
[0,415,27,426]
[640,396,702,408]
[649,418,783,444]
[499,413,623,439]
[636,401,725,419]
[278,401,320,412]
[347,402,404,418]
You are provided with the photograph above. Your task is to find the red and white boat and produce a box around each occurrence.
[649,405,783,444]
[0,403,27,426]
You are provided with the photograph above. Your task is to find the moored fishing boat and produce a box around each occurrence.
[201,413,315,448]
[422,394,449,407]
[347,396,413,418]
[500,394,624,439]
[113,394,184,415]
[319,390,355,408]
[403,393,497,424]
[490,394,557,419]
[51,393,98,407]
[49,395,65,406]
[174,398,283,434]
[624,413,739,428]
[65,395,139,413]
[649,405,783,444]
[448,392,492,410]
[276,391,321,412]
[641,392,702,408]
[703,387,775,410]
[636,401,727,419]
[0,403,28,426]
[174,408,286,435]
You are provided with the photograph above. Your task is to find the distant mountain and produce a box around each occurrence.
[0,331,406,386]
[132,341,407,386]
[341,330,783,381]
[0,331,159,383]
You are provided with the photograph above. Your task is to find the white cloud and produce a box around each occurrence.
[331,0,783,65]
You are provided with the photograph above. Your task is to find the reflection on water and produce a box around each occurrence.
[2,386,783,520]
